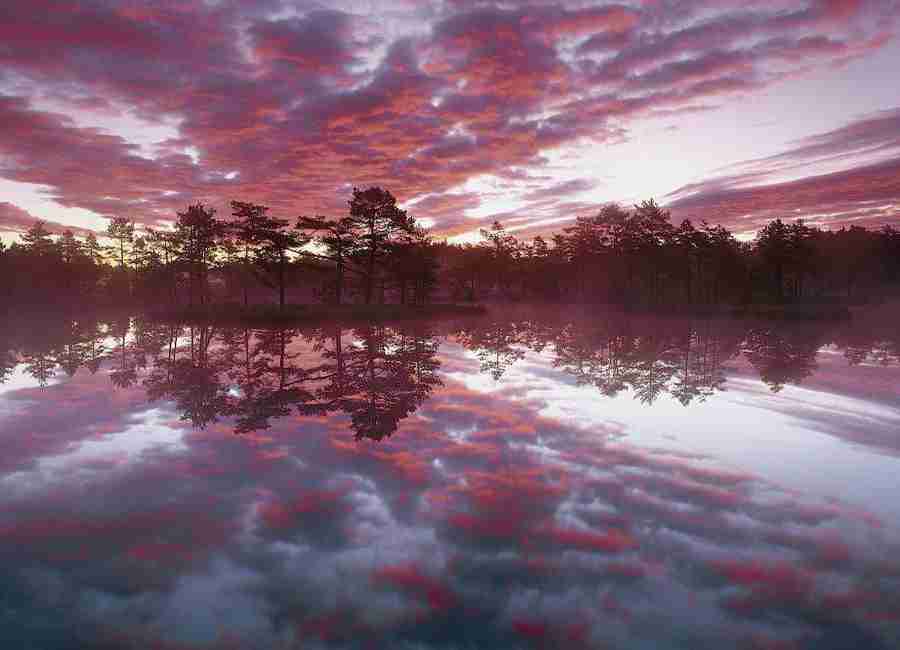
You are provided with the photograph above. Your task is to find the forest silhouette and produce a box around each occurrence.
[3,310,897,439]
[2,187,899,312]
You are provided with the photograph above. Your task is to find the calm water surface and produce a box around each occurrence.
[1,308,899,649]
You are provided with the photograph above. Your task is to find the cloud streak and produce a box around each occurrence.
[669,154,900,232]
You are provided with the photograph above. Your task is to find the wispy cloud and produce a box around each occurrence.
[667,107,900,233]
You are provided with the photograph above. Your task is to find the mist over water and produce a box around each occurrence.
[1,308,899,649]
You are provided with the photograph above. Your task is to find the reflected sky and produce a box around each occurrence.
[1,309,899,649]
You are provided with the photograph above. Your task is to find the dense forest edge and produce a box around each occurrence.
[2,186,899,321]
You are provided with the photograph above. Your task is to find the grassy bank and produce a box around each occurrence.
[146,302,487,324]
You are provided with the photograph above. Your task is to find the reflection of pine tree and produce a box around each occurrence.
[456,320,525,381]
[347,325,404,439]
[106,318,158,389]
[669,325,738,406]
[399,326,442,406]
[54,318,106,378]
[552,323,602,387]
[21,347,56,388]
[0,345,15,385]
[144,324,230,428]
[2,315,108,386]
[552,322,632,397]
[334,324,442,440]
[142,323,441,438]
[218,327,256,392]
[84,324,107,375]
[162,359,227,428]
[743,325,823,393]
[835,320,900,367]
[459,315,745,405]
[300,325,352,412]
[295,323,442,439]
[15,318,74,387]
[671,331,702,406]
[58,323,88,377]
[228,327,311,434]
[628,335,678,405]
[108,317,139,388]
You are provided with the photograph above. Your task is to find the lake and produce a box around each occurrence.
[1,307,899,649]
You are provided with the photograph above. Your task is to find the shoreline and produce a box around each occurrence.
[145,302,488,324]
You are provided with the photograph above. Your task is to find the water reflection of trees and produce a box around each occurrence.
[2,311,898,433]
[453,316,743,404]
[452,312,900,404]
[1,316,108,387]
[141,322,443,439]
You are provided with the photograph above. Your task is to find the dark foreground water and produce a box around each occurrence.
[1,307,899,649]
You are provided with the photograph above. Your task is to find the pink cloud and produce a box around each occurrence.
[0,0,897,237]
[372,563,459,612]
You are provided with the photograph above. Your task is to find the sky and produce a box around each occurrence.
[1,0,899,243]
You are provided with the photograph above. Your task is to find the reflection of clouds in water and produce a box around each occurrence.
[28,407,187,478]
[0,367,167,481]
[729,378,900,444]
[0,314,899,647]
[2,370,899,648]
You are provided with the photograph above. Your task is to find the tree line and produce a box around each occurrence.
[452,201,900,306]
[0,187,437,310]
[2,188,899,309]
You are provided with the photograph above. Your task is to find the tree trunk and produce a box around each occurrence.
[200,265,207,306]
[278,329,286,388]
[244,328,251,383]
[243,245,250,307]
[188,266,195,307]
[365,222,376,305]
[775,262,784,303]
[278,256,286,310]
[334,327,344,385]
[335,257,343,305]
